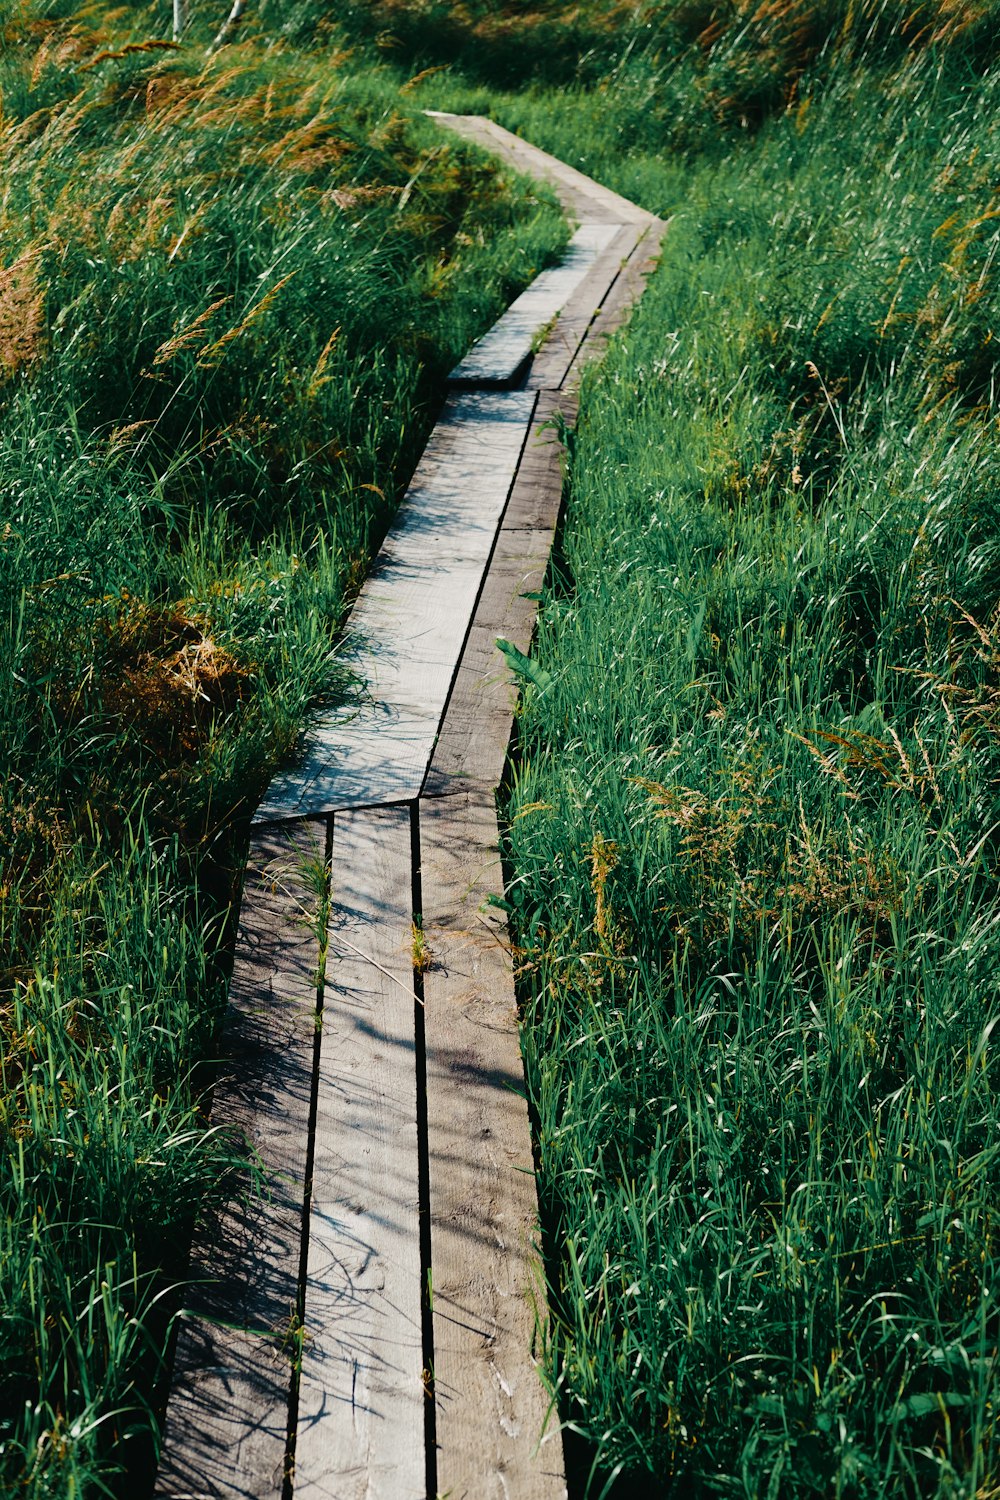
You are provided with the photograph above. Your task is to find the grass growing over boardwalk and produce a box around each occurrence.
[359,6,1000,1495]
[0,4,564,1493]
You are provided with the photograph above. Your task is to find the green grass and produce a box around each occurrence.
[496,48,1000,1500]
[0,2,566,1492]
[7,0,1000,1495]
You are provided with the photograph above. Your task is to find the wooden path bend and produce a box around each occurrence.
[155,118,665,1500]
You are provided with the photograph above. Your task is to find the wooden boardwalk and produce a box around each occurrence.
[449,222,620,388]
[155,119,665,1500]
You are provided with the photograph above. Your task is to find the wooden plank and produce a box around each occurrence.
[426,110,607,224]
[254,391,536,823]
[420,792,566,1500]
[423,397,571,799]
[587,220,667,336]
[424,523,554,799]
[525,222,643,391]
[449,222,621,388]
[564,219,669,385]
[423,110,605,224]
[155,823,327,1500]
[294,806,424,1500]
[500,390,574,532]
[472,525,554,636]
[423,232,669,800]
[421,624,520,801]
[470,118,652,227]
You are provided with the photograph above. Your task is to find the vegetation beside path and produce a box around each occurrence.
[509,77,1000,1491]
[397,4,1000,1495]
[0,3,564,1492]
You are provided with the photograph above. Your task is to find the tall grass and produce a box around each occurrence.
[0,2,566,1492]
[476,30,1000,1500]
[362,0,1000,128]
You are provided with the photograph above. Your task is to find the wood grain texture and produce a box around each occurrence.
[449,223,620,388]
[420,791,566,1500]
[254,391,536,823]
[423,393,571,801]
[294,806,424,1500]
[156,823,327,1500]
[424,527,554,799]
[421,624,520,801]
[472,526,554,636]
[525,222,642,391]
[432,111,616,225]
[499,390,575,531]
[564,219,669,384]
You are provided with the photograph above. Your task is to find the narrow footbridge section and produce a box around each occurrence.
[155,118,664,1500]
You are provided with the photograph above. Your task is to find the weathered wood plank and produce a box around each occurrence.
[499,390,573,532]
[293,805,424,1500]
[449,223,621,388]
[254,391,536,823]
[525,221,642,391]
[419,392,572,799]
[424,523,554,799]
[422,406,569,797]
[564,219,669,384]
[421,625,520,801]
[419,792,566,1500]
[471,119,652,227]
[428,109,616,225]
[156,823,327,1500]
[425,226,665,801]
[472,525,554,637]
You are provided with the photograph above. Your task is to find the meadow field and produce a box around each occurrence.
[3,0,1000,1496]
[402,2,1000,1494]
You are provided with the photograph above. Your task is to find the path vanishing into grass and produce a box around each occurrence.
[154,119,664,1500]
[0,15,571,1495]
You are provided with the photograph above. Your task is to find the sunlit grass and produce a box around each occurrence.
[490,34,1000,1500]
[7,0,1000,1493]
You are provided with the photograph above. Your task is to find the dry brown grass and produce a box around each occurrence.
[0,251,46,378]
[35,596,252,762]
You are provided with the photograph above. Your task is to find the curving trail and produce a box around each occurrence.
[154,119,664,1500]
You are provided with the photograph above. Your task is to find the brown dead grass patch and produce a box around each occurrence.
[40,596,252,761]
[0,251,46,378]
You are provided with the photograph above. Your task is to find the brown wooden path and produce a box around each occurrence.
[154,118,664,1500]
